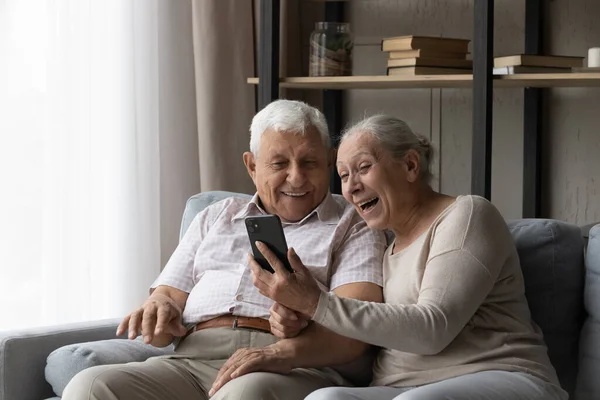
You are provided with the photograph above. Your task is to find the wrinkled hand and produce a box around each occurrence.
[250,242,323,318]
[209,346,292,396]
[269,303,309,338]
[116,293,187,344]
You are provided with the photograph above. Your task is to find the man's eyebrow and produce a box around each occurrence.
[265,153,286,160]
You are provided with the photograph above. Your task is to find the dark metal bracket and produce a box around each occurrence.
[523,0,544,217]
[471,0,495,200]
[258,0,280,110]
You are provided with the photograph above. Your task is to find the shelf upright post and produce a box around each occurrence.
[471,0,494,200]
[523,0,543,217]
[258,0,281,110]
[323,1,345,195]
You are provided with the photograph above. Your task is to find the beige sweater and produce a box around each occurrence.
[313,195,561,388]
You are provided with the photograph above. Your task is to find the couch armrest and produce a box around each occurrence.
[0,318,120,400]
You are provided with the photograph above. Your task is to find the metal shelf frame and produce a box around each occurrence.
[257,0,544,214]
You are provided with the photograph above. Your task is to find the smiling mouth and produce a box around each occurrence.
[357,197,379,213]
[282,192,308,197]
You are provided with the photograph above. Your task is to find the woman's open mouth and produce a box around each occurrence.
[357,197,379,214]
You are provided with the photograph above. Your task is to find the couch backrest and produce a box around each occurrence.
[180,191,251,240]
[507,219,585,397]
[576,224,600,400]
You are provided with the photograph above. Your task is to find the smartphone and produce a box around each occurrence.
[245,215,294,273]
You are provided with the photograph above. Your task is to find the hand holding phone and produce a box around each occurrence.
[245,215,294,273]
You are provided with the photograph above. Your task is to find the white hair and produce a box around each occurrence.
[342,115,434,183]
[249,99,330,157]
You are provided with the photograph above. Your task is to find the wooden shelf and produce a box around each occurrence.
[247,75,473,89]
[247,73,600,89]
[497,73,600,88]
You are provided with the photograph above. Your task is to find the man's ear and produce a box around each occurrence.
[404,150,421,183]
[243,152,257,183]
[328,148,337,169]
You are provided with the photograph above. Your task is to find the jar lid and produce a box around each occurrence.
[314,22,351,32]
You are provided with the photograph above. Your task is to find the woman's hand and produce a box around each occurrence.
[269,303,309,338]
[250,242,323,318]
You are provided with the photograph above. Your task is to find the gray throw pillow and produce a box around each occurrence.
[45,338,174,397]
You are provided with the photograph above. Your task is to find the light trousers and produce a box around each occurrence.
[305,370,569,400]
[62,327,347,400]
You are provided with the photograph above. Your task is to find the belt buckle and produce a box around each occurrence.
[232,316,239,329]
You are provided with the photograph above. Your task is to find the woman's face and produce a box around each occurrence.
[336,132,410,230]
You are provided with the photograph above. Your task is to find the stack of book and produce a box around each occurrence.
[381,35,472,76]
[493,54,584,75]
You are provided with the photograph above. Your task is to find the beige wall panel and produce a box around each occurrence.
[439,89,472,197]
[491,89,525,219]
[544,0,600,225]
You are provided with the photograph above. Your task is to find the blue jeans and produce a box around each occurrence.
[305,371,568,400]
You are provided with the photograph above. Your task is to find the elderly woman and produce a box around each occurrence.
[249,115,568,400]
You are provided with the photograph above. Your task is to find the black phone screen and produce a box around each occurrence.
[245,215,294,273]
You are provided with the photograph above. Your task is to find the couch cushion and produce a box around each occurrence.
[45,338,173,397]
[507,219,585,397]
[576,224,600,400]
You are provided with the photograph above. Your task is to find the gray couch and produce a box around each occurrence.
[1,191,599,400]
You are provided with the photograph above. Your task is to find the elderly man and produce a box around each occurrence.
[63,99,386,400]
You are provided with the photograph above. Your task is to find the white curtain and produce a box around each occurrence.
[0,0,165,330]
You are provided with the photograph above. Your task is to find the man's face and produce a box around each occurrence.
[243,127,332,222]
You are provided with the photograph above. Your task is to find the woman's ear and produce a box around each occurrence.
[404,150,421,183]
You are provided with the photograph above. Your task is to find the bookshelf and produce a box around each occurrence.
[255,0,598,217]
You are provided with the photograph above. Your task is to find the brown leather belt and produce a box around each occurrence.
[193,315,271,334]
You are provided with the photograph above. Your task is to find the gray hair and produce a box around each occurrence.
[341,115,434,183]
[249,100,330,157]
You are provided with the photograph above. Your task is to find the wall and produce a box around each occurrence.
[544,0,600,225]
[296,0,600,224]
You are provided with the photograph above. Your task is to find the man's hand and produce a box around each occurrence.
[209,346,292,396]
[116,293,187,346]
[269,303,309,338]
[250,242,323,317]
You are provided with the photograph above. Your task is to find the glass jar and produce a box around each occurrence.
[309,22,354,77]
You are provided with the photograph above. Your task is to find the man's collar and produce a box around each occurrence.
[232,192,340,225]
[311,192,341,225]
[232,193,266,221]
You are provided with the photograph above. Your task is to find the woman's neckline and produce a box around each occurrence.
[389,195,464,256]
